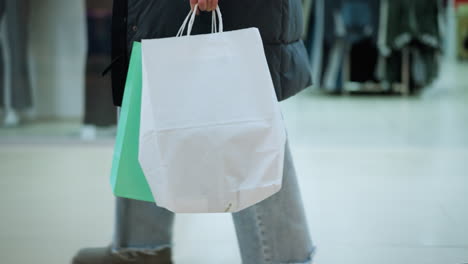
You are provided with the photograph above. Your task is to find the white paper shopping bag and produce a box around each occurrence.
[139,5,286,213]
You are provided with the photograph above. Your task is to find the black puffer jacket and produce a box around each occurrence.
[111,0,311,106]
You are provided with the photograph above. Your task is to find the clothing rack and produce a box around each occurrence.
[303,0,445,95]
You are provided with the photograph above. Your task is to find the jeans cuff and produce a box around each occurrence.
[279,246,317,264]
[111,244,171,257]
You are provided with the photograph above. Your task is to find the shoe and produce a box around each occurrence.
[72,246,173,264]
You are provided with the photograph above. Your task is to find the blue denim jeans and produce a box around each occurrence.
[112,141,315,264]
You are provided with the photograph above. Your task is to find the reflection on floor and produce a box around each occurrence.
[0,61,467,264]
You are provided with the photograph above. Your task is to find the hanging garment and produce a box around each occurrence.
[0,0,32,111]
[339,0,381,88]
[413,0,442,49]
[322,0,347,92]
[383,0,441,51]
[377,0,442,92]
[304,0,325,88]
[411,45,428,89]
[318,0,380,92]
[342,0,380,44]
[383,51,403,85]
[322,39,346,92]
[306,0,346,92]
[410,42,440,90]
[384,0,413,50]
[457,4,468,59]
[302,0,314,39]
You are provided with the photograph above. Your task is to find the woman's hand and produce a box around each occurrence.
[190,0,218,12]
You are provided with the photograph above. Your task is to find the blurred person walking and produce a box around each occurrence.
[72,0,315,263]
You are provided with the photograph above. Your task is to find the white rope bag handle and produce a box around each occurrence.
[176,4,223,37]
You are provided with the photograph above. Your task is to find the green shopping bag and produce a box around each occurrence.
[110,42,154,202]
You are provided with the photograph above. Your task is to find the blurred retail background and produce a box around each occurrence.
[0,0,467,263]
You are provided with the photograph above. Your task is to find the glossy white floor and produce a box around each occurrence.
[1,61,467,264]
